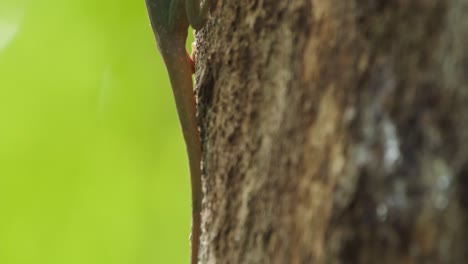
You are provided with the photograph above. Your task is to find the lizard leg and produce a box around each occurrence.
[185,0,211,30]
[189,30,197,73]
[187,50,195,74]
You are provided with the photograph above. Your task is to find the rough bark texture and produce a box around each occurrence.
[194,0,468,263]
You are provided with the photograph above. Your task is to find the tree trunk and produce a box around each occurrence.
[195,1,468,263]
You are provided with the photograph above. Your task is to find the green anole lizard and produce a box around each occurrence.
[144,1,210,263]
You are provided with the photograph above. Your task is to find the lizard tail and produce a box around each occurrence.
[163,44,203,264]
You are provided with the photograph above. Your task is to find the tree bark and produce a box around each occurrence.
[195,0,468,263]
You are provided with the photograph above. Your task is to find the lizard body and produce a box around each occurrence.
[145,1,210,263]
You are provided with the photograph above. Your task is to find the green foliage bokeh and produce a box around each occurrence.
[0,1,193,263]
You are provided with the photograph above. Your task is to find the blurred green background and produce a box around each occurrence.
[0,0,193,263]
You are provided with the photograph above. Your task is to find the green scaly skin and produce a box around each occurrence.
[145,1,210,263]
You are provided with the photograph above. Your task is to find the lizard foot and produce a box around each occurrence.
[188,30,197,74]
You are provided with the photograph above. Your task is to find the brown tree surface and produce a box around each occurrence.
[194,1,468,263]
